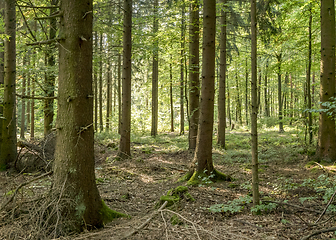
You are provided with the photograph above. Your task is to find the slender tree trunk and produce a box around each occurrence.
[217,0,226,148]
[257,67,261,114]
[193,0,216,174]
[264,62,269,117]
[44,0,58,137]
[235,73,242,125]
[119,0,132,159]
[227,78,231,127]
[20,56,27,139]
[317,0,336,160]
[189,0,199,149]
[106,55,111,131]
[118,48,121,134]
[307,6,312,144]
[277,53,284,132]
[170,59,174,132]
[251,0,260,206]
[151,0,159,137]
[180,1,185,135]
[1,0,17,170]
[94,32,98,131]
[245,58,249,125]
[99,33,103,132]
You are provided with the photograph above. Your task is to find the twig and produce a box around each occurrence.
[121,201,168,239]
[160,210,169,240]
[16,94,58,100]
[0,171,53,211]
[301,226,336,240]
[314,187,336,224]
[262,200,321,214]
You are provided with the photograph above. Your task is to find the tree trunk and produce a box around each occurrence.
[170,59,174,132]
[44,0,58,137]
[235,73,242,125]
[227,78,231,127]
[317,0,336,160]
[119,0,132,159]
[307,6,312,144]
[193,0,216,174]
[245,58,249,125]
[0,0,4,148]
[151,0,159,137]
[180,1,185,135]
[20,55,26,139]
[277,53,284,132]
[217,0,226,148]
[54,0,107,231]
[106,54,111,131]
[99,33,103,132]
[1,0,17,170]
[188,0,199,149]
[251,0,260,206]
[264,62,269,117]
[94,32,98,131]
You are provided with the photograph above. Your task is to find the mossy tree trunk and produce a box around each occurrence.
[0,0,17,170]
[54,0,105,231]
[251,0,260,206]
[119,0,132,159]
[317,0,336,160]
[217,0,226,148]
[188,0,199,150]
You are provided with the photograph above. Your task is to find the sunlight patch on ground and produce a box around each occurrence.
[139,173,154,183]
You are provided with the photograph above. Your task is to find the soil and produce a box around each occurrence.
[1,130,335,240]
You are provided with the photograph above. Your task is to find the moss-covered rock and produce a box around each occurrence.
[158,186,195,208]
[99,200,129,225]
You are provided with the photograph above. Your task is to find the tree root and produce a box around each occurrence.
[301,226,336,240]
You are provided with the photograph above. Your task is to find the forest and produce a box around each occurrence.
[1,0,336,239]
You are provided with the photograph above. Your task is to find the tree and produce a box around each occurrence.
[151,0,159,137]
[119,0,132,159]
[53,0,125,232]
[180,0,185,135]
[188,0,199,149]
[0,0,4,150]
[44,0,58,136]
[251,0,260,206]
[187,0,229,185]
[0,0,17,170]
[317,0,336,160]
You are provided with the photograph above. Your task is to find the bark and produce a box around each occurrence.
[188,0,199,149]
[193,0,216,174]
[1,0,17,170]
[106,53,111,131]
[151,0,159,137]
[44,0,58,137]
[118,0,122,134]
[94,32,98,131]
[119,0,132,159]
[0,0,3,145]
[180,1,185,135]
[317,0,336,160]
[99,33,103,132]
[217,0,226,148]
[251,0,260,206]
[307,6,312,144]
[170,59,174,132]
[54,0,105,231]
[227,78,231,127]
[235,73,242,125]
[245,58,249,125]
[20,56,27,139]
[277,53,284,132]
[264,62,269,117]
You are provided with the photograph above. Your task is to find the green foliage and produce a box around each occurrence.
[251,202,277,214]
[170,214,183,225]
[158,185,194,208]
[187,169,230,186]
[208,195,252,214]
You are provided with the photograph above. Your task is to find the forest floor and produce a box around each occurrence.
[1,126,336,239]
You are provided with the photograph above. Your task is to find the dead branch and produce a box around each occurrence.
[314,187,336,224]
[34,11,62,20]
[26,38,63,46]
[262,200,321,214]
[17,4,59,9]
[301,226,336,240]
[121,201,168,240]
[0,171,53,211]
[16,94,58,100]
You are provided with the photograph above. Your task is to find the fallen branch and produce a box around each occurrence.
[0,171,53,211]
[301,226,336,240]
[262,200,321,214]
[314,187,336,224]
[120,201,168,239]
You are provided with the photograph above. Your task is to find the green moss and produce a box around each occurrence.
[184,192,195,202]
[174,186,188,193]
[99,200,129,225]
[177,171,193,182]
[305,160,316,168]
[187,169,231,186]
[160,195,180,207]
[158,186,194,208]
